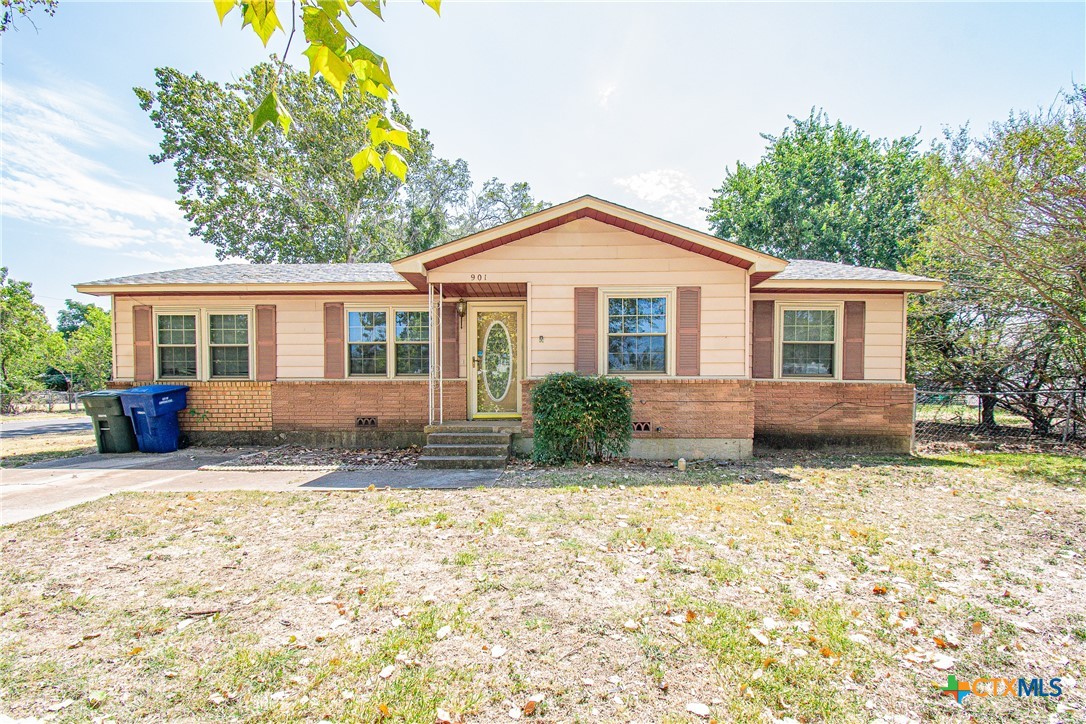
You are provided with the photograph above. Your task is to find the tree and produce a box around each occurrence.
[706,110,925,269]
[214,0,441,182]
[917,90,1086,348]
[0,268,52,411]
[1,0,58,33]
[137,63,545,263]
[56,299,97,337]
[45,305,113,402]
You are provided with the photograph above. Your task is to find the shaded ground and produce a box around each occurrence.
[0,452,1083,723]
[0,431,96,468]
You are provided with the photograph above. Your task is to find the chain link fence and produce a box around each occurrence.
[915,388,1085,451]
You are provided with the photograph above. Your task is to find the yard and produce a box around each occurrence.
[1,452,1083,723]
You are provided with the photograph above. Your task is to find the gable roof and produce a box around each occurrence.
[751,259,943,292]
[390,195,790,279]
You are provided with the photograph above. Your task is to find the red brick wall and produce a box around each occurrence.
[109,380,467,433]
[753,381,914,440]
[521,379,754,440]
[271,380,467,431]
[109,381,273,432]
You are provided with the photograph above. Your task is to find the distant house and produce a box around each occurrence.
[76,196,941,460]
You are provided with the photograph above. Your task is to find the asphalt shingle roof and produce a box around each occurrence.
[772,259,938,283]
[80,263,404,286]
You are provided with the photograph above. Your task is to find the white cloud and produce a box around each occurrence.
[612,169,708,229]
[0,77,217,266]
[597,83,617,108]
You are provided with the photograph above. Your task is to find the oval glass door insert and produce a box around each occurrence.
[483,321,512,402]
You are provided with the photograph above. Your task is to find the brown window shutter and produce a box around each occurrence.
[842,301,866,380]
[441,302,459,379]
[133,305,154,382]
[323,302,345,379]
[255,305,277,381]
[676,286,701,376]
[573,287,598,374]
[751,299,775,379]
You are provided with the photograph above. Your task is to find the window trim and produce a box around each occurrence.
[204,309,255,380]
[598,288,675,377]
[775,302,843,380]
[154,309,200,381]
[344,304,431,379]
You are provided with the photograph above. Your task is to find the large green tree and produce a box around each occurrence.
[137,63,545,263]
[0,268,52,410]
[706,110,925,269]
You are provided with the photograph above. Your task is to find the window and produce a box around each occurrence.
[394,311,429,375]
[606,297,667,374]
[348,311,387,376]
[208,313,250,378]
[157,314,197,379]
[781,308,836,377]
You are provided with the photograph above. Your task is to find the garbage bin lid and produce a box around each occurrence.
[80,390,124,398]
[124,384,190,395]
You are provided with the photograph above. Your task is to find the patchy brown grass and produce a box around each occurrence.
[0,432,96,468]
[0,452,1083,722]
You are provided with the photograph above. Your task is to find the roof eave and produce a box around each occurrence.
[751,279,944,293]
[73,280,419,296]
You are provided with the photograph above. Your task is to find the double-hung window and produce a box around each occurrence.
[780,308,837,378]
[348,311,388,376]
[208,313,250,378]
[606,296,667,374]
[394,311,429,376]
[157,314,197,379]
[347,308,430,377]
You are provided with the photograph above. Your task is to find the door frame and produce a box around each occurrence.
[467,302,526,420]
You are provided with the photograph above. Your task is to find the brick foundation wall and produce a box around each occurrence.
[520,378,755,440]
[752,381,914,451]
[109,381,273,432]
[271,380,466,431]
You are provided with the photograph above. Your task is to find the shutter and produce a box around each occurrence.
[323,302,345,379]
[573,287,598,374]
[132,306,154,384]
[842,301,866,380]
[676,287,701,376]
[255,304,277,381]
[751,300,775,379]
[133,305,154,382]
[441,302,459,379]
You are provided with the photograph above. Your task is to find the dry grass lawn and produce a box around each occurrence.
[0,431,97,468]
[1,452,1083,723]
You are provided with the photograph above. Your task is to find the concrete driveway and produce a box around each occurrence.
[0,415,93,437]
[0,450,324,526]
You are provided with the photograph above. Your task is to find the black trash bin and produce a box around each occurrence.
[80,390,139,454]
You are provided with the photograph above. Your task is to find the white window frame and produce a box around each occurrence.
[775,302,843,380]
[204,308,255,381]
[344,304,431,379]
[154,308,200,381]
[598,288,675,377]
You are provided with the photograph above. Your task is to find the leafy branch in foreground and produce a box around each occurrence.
[214,0,441,182]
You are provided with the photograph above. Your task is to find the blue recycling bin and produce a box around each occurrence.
[119,385,189,453]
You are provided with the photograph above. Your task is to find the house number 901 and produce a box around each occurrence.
[470,274,487,281]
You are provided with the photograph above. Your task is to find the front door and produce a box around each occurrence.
[468,305,523,419]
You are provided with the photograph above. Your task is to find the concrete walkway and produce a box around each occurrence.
[0,450,505,526]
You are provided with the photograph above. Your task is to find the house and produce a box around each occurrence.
[75,196,942,462]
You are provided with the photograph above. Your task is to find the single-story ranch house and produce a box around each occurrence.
[76,196,942,464]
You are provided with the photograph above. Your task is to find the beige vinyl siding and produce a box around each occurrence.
[429,218,749,377]
[113,294,431,381]
[749,293,906,381]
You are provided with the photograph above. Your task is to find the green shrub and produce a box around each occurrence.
[531,373,632,464]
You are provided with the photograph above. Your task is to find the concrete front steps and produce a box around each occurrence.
[418,421,520,469]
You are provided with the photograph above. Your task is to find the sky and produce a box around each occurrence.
[1,1,1083,321]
